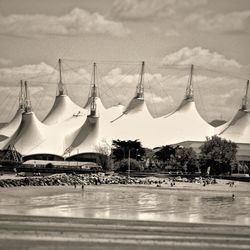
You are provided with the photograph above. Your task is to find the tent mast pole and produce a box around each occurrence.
[242,80,249,111]
[58,58,64,95]
[19,80,24,110]
[90,62,97,116]
[137,61,145,99]
[24,81,31,112]
[92,62,97,98]
[186,64,194,100]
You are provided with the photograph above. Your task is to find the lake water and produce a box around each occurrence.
[0,185,250,225]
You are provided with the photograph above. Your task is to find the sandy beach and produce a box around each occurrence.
[0,176,250,249]
[0,173,249,192]
[0,214,250,250]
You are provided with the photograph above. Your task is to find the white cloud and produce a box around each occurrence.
[0,57,11,66]
[165,30,180,37]
[0,62,56,84]
[0,8,130,37]
[185,9,250,33]
[162,47,242,70]
[111,0,207,20]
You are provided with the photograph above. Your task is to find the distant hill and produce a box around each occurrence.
[209,120,227,127]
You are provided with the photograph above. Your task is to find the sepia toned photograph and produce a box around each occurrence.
[0,0,249,249]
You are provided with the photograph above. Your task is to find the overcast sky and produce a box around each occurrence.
[0,0,249,122]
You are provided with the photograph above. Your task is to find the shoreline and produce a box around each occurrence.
[0,173,249,193]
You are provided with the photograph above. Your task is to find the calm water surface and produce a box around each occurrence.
[0,185,249,225]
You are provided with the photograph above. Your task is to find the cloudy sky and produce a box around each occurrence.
[0,0,249,122]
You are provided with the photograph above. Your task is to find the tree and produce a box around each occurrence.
[112,139,145,162]
[95,139,112,171]
[154,145,175,164]
[154,145,198,173]
[199,135,238,175]
[174,147,198,174]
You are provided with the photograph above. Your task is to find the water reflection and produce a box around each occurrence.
[0,186,249,225]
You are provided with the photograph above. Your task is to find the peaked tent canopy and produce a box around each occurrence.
[1,81,50,155]
[0,80,25,140]
[218,80,250,143]
[155,64,215,146]
[109,62,163,148]
[65,63,124,157]
[43,59,86,125]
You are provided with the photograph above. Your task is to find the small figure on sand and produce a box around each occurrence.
[81,184,84,190]
[74,183,76,189]
[232,194,235,200]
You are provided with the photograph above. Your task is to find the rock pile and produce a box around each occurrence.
[0,174,217,188]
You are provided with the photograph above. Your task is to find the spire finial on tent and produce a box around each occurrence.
[19,80,25,111]
[58,58,65,96]
[24,81,32,112]
[185,64,194,100]
[88,62,98,117]
[84,62,99,109]
[136,61,145,99]
[91,62,98,98]
[89,96,97,117]
[241,79,249,111]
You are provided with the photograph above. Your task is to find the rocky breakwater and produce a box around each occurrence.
[0,174,158,188]
[0,174,218,188]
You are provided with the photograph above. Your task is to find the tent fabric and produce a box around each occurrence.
[66,97,124,156]
[1,112,48,155]
[43,95,86,125]
[4,84,250,158]
[156,100,215,146]
[27,95,88,156]
[0,108,23,139]
[218,109,250,144]
[110,97,159,148]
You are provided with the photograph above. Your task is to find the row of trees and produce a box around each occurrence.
[107,136,243,175]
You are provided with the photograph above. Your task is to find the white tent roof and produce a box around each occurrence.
[110,95,215,148]
[27,113,88,156]
[110,96,159,147]
[65,62,125,156]
[218,109,250,143]
[107,61,162,148]
[43,95,86,125]
[218,80,250,144]
[29,95,88,156]
[153,64,215,146]
[66,97,124,156]
[0,108,23,139]
[1,111,49,155]
[0,80,25,139]
[156,99,215,145]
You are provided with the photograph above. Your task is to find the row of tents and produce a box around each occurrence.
[0,60,250,162]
